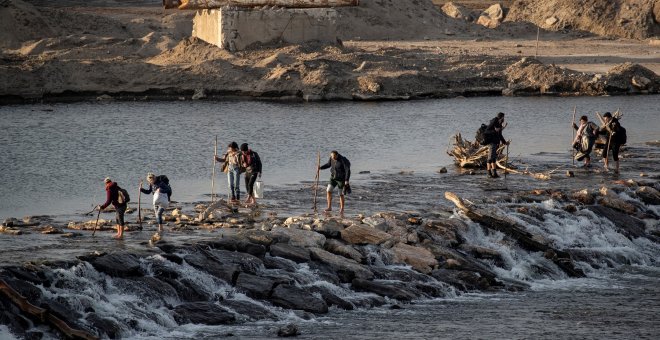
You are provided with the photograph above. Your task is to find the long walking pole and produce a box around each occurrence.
[313,151,321,212]
[137,179,142,228]
[92,208,101,237]
[572,106,576,166]
[505,142,510,179]
[211,135,218,203]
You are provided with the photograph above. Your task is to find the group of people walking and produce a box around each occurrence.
[483,111,626,179]
[97,111,625,239]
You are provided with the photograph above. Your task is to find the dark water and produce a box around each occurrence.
[1,96,658,220]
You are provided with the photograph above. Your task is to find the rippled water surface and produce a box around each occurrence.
[1,96,658,219]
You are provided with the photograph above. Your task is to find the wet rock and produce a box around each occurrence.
[207,237,267,258]
[61,232,84,238]
[586,206,646,239]
[129,277,179,303]
[572,189,596,205]
[636,186,660,205]
[271,226,326,248]
[86,312,122,339]
[238,229,277,246]
[2,277,42,302]
[438,167,448,174]
[270,284,328,314]
[173,302,236,325]
[350,294,386,309]
[86,253,143,278]
[39,225,62,234]
[351,279,417,301]
[341,224,392,245]
[219,299,276,321]
[207,249,264,275]
[184,252,239,283]
[263,255,298,272]
[277,323,300,337]
[362,216,389,232]
[563,204,578,213]
[235,273,276,299]
[431,269,490,291]
[420,219,464,247]
[371,267,433,283]
[458,244,505,268]
[165,277,211,302]
[3,267,47,286]
[323,239,364,263]
[308,247,374,283]
[307,286,354,310]
[2,217,20,227]
[269,243,311,263]
[390,243,438,274]
[41,298,82,327]
[597,196,637,215]
[312,219,345,238]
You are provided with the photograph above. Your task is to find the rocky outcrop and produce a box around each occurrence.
[308,247,374,282]
[477,4,505,28]
[173,302,236,325]
[390,243,438,274]
[270,284,328,314]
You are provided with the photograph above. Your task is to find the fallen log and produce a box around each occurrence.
[444,192,585,277]
[0,279,99,340]
[166,0,359,10]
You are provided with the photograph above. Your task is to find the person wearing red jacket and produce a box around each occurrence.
[97,177,127,239]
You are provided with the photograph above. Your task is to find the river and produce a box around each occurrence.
[0,96,659,339]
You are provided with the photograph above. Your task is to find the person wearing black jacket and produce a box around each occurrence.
[486,112,509,178]
[240,143,262,206]
[319,150,351,214]
[599,112,624,174]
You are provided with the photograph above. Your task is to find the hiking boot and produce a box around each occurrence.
[492,171,500,178]
[487,170,493,178]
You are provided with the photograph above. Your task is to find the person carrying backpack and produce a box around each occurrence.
[572,115,599,168]
[485,112,509,178]
[140,172,172,233]
[599,112,626,174]
[96,177,128,239]
[319,150,351,214]
[240,143,262,206]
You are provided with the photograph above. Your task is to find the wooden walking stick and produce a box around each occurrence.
[137,179,143,228]
[92,207,101,237]
[211,135,218,203]
[572,106,576,166]
[504,141,510,179]
[313,151,321,212]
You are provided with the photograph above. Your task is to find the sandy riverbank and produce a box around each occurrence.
[0,0,658,103]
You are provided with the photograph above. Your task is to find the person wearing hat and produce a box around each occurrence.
[239,143,262,206]
[140,172,172,233]
[97,177,127,239]
[599,112,624,173]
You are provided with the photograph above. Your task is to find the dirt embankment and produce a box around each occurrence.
[0,0,658,103]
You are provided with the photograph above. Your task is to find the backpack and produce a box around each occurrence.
[616,126,627,144]
[585,122,598,138]
[475,124,490,146]
[156,175,172,198]
[117,186,130,204]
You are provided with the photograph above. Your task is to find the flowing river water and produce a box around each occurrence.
[1,96,659,339]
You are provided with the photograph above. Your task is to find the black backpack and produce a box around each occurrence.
[156,175,172,198]
[117,186,130,204]
[616,126,627,144]
[476,124,490,146]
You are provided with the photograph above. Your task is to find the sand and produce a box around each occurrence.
[0,0,658,103]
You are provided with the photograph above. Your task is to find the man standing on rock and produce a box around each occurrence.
[97,177,127,239]
[486,112,509,178]
[319,150,351,214]
[240,143,262,206]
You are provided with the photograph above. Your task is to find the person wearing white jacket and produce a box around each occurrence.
[140,172,171,233]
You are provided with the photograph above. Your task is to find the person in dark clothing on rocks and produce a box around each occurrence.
[572,115,598,168]
[140,172,172,234]
[240,143,262,206]
[319,150,351,214]
[599,112,625,174]
[97,177,127,239]
[486,112,509,178]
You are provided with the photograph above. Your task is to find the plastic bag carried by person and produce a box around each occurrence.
[253,180,264,199]
[153,189,169,207]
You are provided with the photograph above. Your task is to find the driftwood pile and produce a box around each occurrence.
[447,133,506,168]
